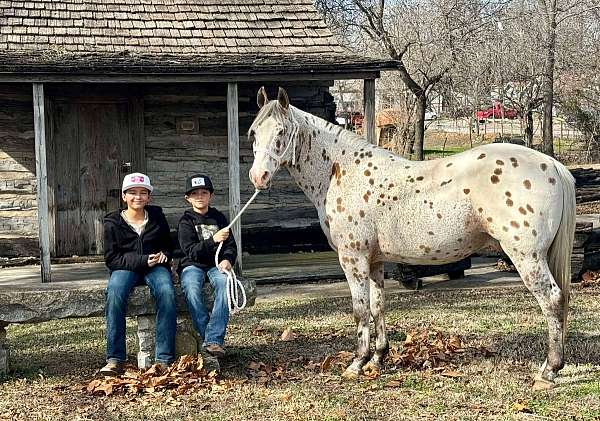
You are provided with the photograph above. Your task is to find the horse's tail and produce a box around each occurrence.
[547,159,576,340]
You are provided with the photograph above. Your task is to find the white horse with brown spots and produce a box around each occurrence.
[248,87,575,389]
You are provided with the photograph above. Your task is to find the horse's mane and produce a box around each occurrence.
[251,100,373,152]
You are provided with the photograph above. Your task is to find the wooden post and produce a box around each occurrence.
[33,83,51,283]
[227,83,242,274]
[363,79,376,145]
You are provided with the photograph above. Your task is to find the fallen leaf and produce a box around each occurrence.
[280,327,298,342]
[320,356,333,373]
[384,380,403,388]
[512,400,532,413]
[279,392,293,403]
[441,369,464,378]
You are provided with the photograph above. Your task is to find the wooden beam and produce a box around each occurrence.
[33,83,51,282]
[0,72,382,84]
[227,82,242,274]
[363,79,376,145]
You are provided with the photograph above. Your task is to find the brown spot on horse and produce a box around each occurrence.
[491,175,500,184]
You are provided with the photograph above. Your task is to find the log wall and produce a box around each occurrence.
[142,83,336,238]
[0,85,37,256]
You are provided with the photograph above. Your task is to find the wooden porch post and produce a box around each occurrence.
[227,83,242,274]
[363,79,376,145]
[33,83,51,282]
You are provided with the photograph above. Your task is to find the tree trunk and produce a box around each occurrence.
[413,94,426,161]
[540,2,557,157]
[524,111,534,148]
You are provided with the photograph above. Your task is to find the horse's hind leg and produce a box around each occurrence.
[505,252,567,388]
[339,253,371,379]
[363,262,389,372]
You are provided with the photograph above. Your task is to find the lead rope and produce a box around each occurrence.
[215,189,261,314]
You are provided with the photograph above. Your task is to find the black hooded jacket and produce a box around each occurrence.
[177,207,237,272]
[103,205,173,272]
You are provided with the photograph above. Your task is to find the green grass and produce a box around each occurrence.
[1,284,600,420]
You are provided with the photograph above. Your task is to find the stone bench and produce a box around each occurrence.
[0,277,257,375]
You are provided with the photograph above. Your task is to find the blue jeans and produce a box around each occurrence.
[105,265,176,365]
[180,265,230,347]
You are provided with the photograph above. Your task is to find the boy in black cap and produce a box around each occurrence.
[177,174,237,359]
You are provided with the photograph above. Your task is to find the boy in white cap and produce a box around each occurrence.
[100,172,177,376]
[177,174,237,360]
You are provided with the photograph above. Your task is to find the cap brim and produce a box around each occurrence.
[122,184,153,193]
[185,187,213,195]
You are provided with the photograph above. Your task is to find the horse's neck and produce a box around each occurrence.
[286,107,377,211]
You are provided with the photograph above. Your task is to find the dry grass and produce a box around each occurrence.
[1,284,600,420]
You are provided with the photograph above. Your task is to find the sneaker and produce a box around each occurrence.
[204,344,226,358]
[198,347,221,373]
[99,360,124,377]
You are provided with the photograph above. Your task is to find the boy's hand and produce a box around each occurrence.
[218,259,232,272]
[212,228,230,243]
[148,252,168,267]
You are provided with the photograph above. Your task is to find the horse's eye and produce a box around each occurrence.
[277,129,284,137]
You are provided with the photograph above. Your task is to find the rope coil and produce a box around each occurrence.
[215,189,260,314]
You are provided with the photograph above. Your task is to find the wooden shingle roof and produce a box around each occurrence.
[0,0,397,78]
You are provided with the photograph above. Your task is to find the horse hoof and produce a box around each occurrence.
[532,377,555,391]
[341,367,361,380]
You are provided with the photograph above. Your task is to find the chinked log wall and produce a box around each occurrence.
[0,85,38,256]
[144,83,334,236]
[0,82,335,257]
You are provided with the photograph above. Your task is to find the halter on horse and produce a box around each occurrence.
[248,87,575,389]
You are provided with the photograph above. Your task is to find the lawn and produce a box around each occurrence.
[1,283,599,420]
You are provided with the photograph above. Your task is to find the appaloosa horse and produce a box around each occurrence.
[248,87,575,389]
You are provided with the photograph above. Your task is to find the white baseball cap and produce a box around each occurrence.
[122,172,153,193]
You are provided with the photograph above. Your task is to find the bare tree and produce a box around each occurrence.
[533,0,600,156]
[317,0,502,160]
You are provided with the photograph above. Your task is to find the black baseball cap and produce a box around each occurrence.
[185,174,214,195]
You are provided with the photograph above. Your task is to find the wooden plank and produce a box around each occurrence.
[79,101,130,255]
[32,83,51,282]
[227,83,242,274]
[44,96,56,256]
[0,72,382,84]
[363,79,376,145]
[129,97,146,173]
[51,101,82,256]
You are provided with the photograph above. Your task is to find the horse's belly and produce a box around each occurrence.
[374,206,489,265]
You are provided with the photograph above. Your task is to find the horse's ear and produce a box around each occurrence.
[257,87,268,109]
[277,87,289,110]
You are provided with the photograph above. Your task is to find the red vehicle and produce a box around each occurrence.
[336,111,364,129]
[476,103,518,122]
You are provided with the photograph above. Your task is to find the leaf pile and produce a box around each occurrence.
[581,270,600,287]
[387,330,473,371]
[495,258,517,273]
[86,355,220,397]
[246,360,301,384]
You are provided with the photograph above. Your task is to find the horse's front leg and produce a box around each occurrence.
[363,262,388,373]
[339,253,371,379]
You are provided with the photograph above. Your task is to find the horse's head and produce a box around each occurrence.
[248,87,296,190]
